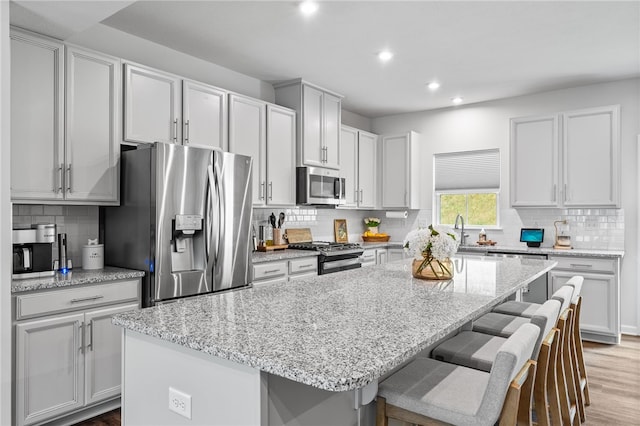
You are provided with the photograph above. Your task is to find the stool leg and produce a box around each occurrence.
[546,328,562,426]
[567,308,586,423]
[376,397,388,426]
[573,298,591,406]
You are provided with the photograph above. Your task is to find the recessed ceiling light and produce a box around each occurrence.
[299,1,319,16]
[378,51,393,62]
[452,96,463,105]
[427,81,440,91]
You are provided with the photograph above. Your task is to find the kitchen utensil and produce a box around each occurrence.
[269,213,276,229]
[278,212,285,228]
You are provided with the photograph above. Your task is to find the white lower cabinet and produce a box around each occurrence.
[548,255,620,344]
[361,248,392,267]
[252,257,318,286]
[14,280,139,426]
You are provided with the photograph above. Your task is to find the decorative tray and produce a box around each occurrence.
[476,240,497,246]
[362,235,391,242]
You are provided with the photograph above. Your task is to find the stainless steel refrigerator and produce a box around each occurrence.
[103,143,253,307]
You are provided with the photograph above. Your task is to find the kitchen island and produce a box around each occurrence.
[113,255,556,425]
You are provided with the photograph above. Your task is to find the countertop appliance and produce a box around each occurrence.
[296,166,346,206]
[12,224,56,279]
[103,143,253,307]
[520,228,544,248]
[288,241,364,275]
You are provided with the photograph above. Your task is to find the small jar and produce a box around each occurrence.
[479,228,487,242]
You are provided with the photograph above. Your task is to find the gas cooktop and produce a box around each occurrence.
[288,241,363,255]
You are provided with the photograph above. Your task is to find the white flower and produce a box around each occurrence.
[403,225,460,261]
[364,217,381,227]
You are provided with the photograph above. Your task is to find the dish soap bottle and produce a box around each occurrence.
[478,228,487,243]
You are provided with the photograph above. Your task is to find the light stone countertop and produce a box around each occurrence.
[251,249,319,264]
[112,255,556,392]
[11,266,145,293]
[457,244,624,258]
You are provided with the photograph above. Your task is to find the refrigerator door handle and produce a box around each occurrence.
[205,161,221,284]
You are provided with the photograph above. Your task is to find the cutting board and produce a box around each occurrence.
[284,228,313,243]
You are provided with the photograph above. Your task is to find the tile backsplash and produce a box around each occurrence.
[12,204,99,268]
[254,206,624,250]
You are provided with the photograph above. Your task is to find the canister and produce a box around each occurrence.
[82,239,104,270]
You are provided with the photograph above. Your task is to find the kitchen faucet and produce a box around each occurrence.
[454,214,468,246]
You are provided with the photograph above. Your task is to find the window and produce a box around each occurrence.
[434,149,500,228]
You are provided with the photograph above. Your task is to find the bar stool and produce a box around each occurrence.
[430,300,560,426]
[376,323,540,426]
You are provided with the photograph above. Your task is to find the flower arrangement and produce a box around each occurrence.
[404,225,460,279]
[363,217,381,227]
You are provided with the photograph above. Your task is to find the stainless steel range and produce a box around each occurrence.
[287,241,364,275]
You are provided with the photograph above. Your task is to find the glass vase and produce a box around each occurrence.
[412,256,454,280]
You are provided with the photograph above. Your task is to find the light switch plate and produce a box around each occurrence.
[169,387,192,419]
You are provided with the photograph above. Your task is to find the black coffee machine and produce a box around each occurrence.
[12,224,56,279]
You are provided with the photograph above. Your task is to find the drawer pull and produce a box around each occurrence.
[569,263,593,268]
[264,269,282,274]
[297,264,314,269]
[70,295,104,304]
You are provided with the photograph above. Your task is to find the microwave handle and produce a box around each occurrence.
[334,178,344,199]
[22,248,30,270]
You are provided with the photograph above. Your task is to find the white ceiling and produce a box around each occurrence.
[10,1,640,118]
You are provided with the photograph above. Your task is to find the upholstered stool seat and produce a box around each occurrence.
[474,286,574,338]
[377,323,540,426]
[433,299,561,372]
[493,300,541,318]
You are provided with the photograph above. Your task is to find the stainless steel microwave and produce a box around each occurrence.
[296,166,346,206]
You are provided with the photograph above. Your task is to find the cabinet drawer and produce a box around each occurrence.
[289,258,318,275]
[253,261,287,281]
[549,256,617,274]
[16,279,139,320]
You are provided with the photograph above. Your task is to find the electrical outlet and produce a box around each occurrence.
[169,387,192,419]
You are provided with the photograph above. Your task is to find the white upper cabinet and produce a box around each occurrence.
[10,29,120,205]
[229,94,267,205]
[340,126,358,207]
[65,46,120,203]
[124,63,181,144]
[10,29,64,201]
[340,126,377,209]
[380,131,425,209]
[182,79,228,150]
[266,104,296,206]
[124,63,228,149]
[274,79,343,170]
[358,130,377,208]
[510,105,620,208]
[510,115,559,207]
[229,94,296,207]
[563,105,620,207]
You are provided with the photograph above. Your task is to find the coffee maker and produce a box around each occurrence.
[12,224,56,279]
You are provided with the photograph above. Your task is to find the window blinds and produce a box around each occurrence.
[434,148,500,191]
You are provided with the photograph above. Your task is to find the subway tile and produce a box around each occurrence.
[43,205,64,215]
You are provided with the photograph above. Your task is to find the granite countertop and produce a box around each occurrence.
[12,266,145,293]
[252,250,319,264]
[457,244,624,258]
[112,255,556,392]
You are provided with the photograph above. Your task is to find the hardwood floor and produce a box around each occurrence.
[74,336,640,425]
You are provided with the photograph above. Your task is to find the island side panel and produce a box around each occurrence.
[122,330,267,425]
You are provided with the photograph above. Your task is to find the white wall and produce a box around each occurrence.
[372,78,640,334]
[65,23,274,102]
[0,2,12,423]
[341,109,372,132]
